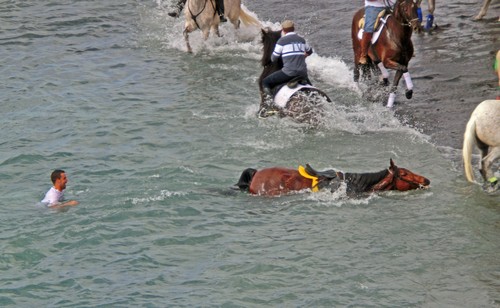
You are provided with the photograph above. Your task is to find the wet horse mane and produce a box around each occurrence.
[344,169,390,193]
[259,29,283,88]
[260,29,281,67]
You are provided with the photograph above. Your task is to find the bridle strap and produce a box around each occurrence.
[188,0,216,30]
[396,0,418,27]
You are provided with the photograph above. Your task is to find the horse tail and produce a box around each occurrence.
[238,7,261,27]
[235,168,257,191]
[463,113,477,182]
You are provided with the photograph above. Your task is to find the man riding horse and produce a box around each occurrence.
[261,20,313,107]
[168,0,227,22]
[359,0,395,65]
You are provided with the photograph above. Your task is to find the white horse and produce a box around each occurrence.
[463,100,500,187]
[183,0,260,53]
[474,0,499,21]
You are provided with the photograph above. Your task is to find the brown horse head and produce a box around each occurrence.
[260,28,281,68]
[387,159,430,191]
[394,0,420,33]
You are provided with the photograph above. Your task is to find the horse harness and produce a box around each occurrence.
[396,0,419,28]
[187,0,217,30]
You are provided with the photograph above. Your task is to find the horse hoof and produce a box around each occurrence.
[405,89,413,99]
[482,178,499,194]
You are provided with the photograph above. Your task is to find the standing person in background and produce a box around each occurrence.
[167,0,227,22]
[41,169,79,209]
[359,0,395,65]
[417,0,435,31]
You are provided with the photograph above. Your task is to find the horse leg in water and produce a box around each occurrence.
[481,147,500,183]
[183,28,193,53]
[354,62,375,83]
[183,24,211,53]
[212,23,220,37]
[384,62,413,108]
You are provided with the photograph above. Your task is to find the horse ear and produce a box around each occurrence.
[390,159,395,169]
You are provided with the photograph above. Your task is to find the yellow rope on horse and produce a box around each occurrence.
[298,165,319,192]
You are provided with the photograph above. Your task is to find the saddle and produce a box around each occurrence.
[304,164,339,180]
[272,76,312,95]
[358,9,388,31]
[298,164,343,192]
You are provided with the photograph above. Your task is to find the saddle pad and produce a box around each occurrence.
[274,84,317,108]
[358,9,387,30]
[357,15,390,44]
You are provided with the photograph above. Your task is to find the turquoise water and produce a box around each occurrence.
[1,0,498,306]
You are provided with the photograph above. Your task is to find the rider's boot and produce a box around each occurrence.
[168,0,186,18]
[359,32,373,65]
[216,0,227,22]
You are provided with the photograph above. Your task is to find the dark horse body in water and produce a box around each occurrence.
[235,159,430,196]
[258,29,331,124]
[351,0,420,107]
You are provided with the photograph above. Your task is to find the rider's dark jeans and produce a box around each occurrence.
[262,70,295,92]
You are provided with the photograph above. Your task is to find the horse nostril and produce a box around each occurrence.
[424,179,430,185]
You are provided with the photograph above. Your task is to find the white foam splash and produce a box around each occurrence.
[130,190,186,205]
[307,54,359,92]
[139,3,430,140]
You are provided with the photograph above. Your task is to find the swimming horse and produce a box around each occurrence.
[351,0,420,107]
[257,29,331,124]
[462,100,500,190]
[183,0,260,53]
[234,159,430,196]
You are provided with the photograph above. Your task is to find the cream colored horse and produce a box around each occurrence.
[183,0,260,53]
[463,100,500,186]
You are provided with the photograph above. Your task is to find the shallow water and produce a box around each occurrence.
[0,0,499,306]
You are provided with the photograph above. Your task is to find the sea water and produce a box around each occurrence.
[0,0,498,306]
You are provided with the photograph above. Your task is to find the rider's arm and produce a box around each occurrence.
[305,42,313,57]
[271,43,283,62]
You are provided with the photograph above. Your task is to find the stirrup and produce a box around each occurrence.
[219,15,227,22]
[257,105,279,118]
